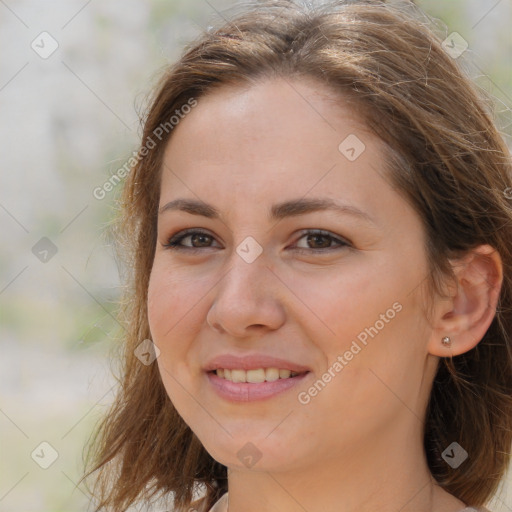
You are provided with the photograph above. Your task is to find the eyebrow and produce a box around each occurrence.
[158,197,375,224]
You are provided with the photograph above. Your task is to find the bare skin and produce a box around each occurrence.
[147,78,502,512]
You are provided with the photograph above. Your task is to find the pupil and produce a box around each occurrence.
[308,234,330,248]
[192,234,210,247]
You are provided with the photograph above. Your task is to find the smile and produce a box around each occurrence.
[212,368,303,383]
[206,370,310,402]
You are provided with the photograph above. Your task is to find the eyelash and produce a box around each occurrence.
[163,228,350,254]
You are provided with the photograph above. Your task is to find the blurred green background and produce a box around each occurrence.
[0,1,510,511]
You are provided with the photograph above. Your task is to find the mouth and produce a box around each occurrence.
[206,368,311,402]
[208,368,309,383]
[203,354,312,401]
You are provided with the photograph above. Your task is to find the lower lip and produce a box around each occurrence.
[206,371,310,402]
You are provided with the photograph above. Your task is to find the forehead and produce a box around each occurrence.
[164,77,369,164]
[159,78,395,223]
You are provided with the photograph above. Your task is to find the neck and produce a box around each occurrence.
[224,420,465,512]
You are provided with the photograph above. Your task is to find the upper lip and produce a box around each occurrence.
[203,354,311,373]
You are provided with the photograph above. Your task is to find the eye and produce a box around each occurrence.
[163,229,219,251]
[292,229,350,253]
[163,228,350,254]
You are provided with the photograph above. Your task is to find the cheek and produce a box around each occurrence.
[147,266,193,389]
[147,258,219,388]
[147,260,204,342]
[147,269,174,343]
[291,256,422,385]
[147,262,206,419]
[287,261,392,354]
[299,263,429,432]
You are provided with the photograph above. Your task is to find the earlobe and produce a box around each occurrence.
[427,244,503,358]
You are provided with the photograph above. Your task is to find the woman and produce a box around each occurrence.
[82,1,512,511]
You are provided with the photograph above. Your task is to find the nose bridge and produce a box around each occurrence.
[207,242,285,334]
[220,243,272,303]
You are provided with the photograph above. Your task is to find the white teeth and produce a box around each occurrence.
[265,368,280,382]
[231,369,246,383]
[247,368,266,383]
[214,367,301,382]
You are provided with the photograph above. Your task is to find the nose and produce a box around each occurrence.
[206,250,286,337]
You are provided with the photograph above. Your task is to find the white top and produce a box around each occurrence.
[206,492,228,512]
[205,493,489,512]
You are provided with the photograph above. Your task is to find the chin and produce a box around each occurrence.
[197,431,303,473]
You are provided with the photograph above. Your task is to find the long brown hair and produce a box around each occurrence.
[81,1,512,510]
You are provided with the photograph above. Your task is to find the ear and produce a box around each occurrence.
[427,244,503,357]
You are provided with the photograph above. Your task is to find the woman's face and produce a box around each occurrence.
[148,78,439,473]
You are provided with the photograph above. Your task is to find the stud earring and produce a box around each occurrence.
[441,336,451,347]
